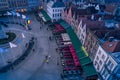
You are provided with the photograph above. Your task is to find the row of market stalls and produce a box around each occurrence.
[49,19,98,80]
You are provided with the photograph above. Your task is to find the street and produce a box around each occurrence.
[0,13,62,80]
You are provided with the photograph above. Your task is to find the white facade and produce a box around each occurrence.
[47,1,65,22]
[77,20,86,45]
[93,46,108,72]
[100,55,118,80]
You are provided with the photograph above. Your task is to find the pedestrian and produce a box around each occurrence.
[48,55,51,59]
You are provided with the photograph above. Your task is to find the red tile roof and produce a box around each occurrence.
[102,41,120,53]
[105,4,116,13]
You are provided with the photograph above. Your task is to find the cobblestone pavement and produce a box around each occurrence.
[0,13,62,80]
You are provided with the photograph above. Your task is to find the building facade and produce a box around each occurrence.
[47,1,65,22]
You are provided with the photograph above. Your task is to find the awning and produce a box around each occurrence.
[41,10,51,22]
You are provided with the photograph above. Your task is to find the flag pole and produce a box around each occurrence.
[0,49,6,65]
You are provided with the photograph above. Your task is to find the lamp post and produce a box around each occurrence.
[0,48,7,65]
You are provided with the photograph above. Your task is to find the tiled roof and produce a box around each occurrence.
[105,4,116,13]
[102,41,120,53]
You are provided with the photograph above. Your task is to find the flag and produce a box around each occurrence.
[21,33,25,38]
[22,15,26,19]
[6,11,12,15]
[11,11,17,16]
[16,12,20,17]
[9,42,17,48]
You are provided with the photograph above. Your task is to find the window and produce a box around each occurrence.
[98,50,101,55]
[53,9,54,12]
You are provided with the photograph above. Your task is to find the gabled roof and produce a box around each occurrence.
[102,41,120,53]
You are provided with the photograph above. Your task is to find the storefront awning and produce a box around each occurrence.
[58,19,97,78]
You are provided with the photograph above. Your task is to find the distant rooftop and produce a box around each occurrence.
[48,1,65,8]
